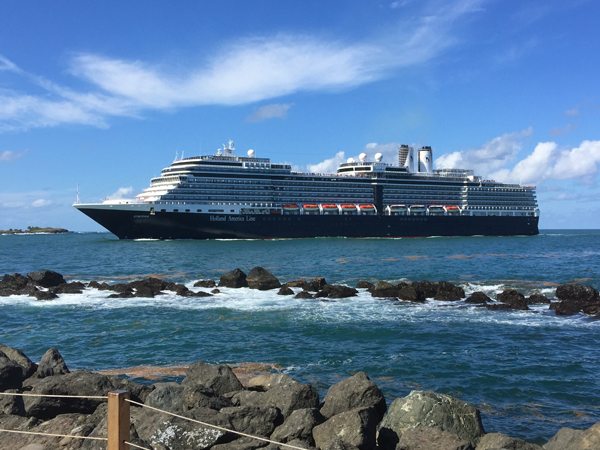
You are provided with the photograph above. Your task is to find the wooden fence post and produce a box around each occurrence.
[108,390,130,450]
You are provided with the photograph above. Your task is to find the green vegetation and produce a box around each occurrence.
[0,226,71,234]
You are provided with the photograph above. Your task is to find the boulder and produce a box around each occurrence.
[0,344,37,378]
[106,375,154,404]
[355,281,374,290]
[182,385,233,410]
[295,291,314,299]
[321,285,358,299]
[221,405,283,437]
[53,281,85,294]
[434,281,464,301]
[476,432,542,450]
[319,372,386,421]
[0,351,23,391]
[464,292,491,304]
[396,426,473,450]
[285,279,311,290]
[23,370,114,419]
[31,347,69,378]
[264,381,320,419]
[485,303,512,311]
[397,285,425,303]
[556,284,600,304]
[212,289,221,294]
[543,422,600,450]
[219,269,249,288]
[497,289,526,306]
[145,382,185,413]
[413,280,438,298]
[378,391,485,450]
[211,437,270,450]
[247,373,297,392]
[278,286,295,296]
[228,390,268,408]
[553,301,580,316]
[246,267,282,290]
[195,279,217,288]
[371,281,399,298]
[149,407,236,450]
[182,361,244,395]
[26,270,65,288]
[31,290,58,300]
[271,408,325,446]
[583,303,600,316]
[527,294,550,304]
[312,407,379,450]
[0,388,26,415]
[300,277,325,292]
[0,273,30,291]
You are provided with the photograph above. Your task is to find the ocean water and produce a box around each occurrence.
[1,230,599,444]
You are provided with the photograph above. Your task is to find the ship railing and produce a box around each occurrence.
[0,390,308,450]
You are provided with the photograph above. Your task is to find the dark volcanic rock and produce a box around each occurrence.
[212,288,221,294]
[397,285,425,302]
[145,382,184,412]
[527,294,551,304]
[413,280,438,298]
[219,269,249,288]
[182,385,233,411]
[378,390,484,450]
[321,284,358,299]
[278,286,295,296]
[434,281,465,301]
[31,347,69,379]
[553,284,600,315]
[0,273,30,291]
[485,303,513,311]
[53,281,85,294]
[27,270,65,288]
[271,408,325,446]
[23,370,114,419]
[264,381,320,419]
[306,277,327,292]
[543,422,600,450]
[31,289,59,300]
[295,291,314,299]
[0,388,26,416]
[195,279,217,288]
[246,373,297,392]
[396,426,473,450]
[313,407,379,450]
[221,405,283,437]
[246,267,281,290]
[497,289,525,304]
[0,351,23,391]
[0,344,37,378]
[182,361,244,395]
[285,278,310,290]
[477,432,542,450]
[583,303,600,316]
[465,292,491,304]
[355,281,374,290]
[371,281,399,298]
[553,301,580,316]
[319,371,386,421]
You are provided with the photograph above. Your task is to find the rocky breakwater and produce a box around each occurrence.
[1,346,599,450]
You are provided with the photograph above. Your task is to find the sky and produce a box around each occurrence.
[1,0,599,231]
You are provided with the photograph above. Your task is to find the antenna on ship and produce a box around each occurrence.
[76,183,80,204]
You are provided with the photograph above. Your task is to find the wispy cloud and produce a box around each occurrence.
[0,0,484,132]
[0,149,28,162]
[246,103,293,122]
[549,123,575,136]
[565,105,579,117]
[107,187,134,199]
[435,127,533,175]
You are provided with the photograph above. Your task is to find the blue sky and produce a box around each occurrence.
[1,0,599,231]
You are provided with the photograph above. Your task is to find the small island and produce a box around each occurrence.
[0,226,72,235]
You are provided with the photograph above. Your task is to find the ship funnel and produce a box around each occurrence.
[418,146,433,173]
[398,145,415,173]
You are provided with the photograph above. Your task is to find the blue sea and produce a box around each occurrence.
[1,230,599,444]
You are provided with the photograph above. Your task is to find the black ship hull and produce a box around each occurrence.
[77,206,539,239]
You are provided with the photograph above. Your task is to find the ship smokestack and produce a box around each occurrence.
[398,145,415,173]
[418,146,432,173]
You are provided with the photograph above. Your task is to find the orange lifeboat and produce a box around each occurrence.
[282,204,300,211]
[321,204,339,214]
[359,204,376,214]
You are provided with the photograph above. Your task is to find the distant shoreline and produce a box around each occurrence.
[0,227,72,235]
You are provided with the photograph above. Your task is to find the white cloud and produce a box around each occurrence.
[303,151,347,174]
[489,140,600,185]
[565,106,579,117]
[107,187,134,199]
[0,149,27,162]
[549,123,575,136]
[435,127,533,175]
[31,199,53,208]
[0,0,484,132]
[246,103,293,122]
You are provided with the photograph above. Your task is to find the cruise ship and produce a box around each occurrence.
[74,141,539,239]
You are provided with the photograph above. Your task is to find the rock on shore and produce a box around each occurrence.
[1,345,599,450]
